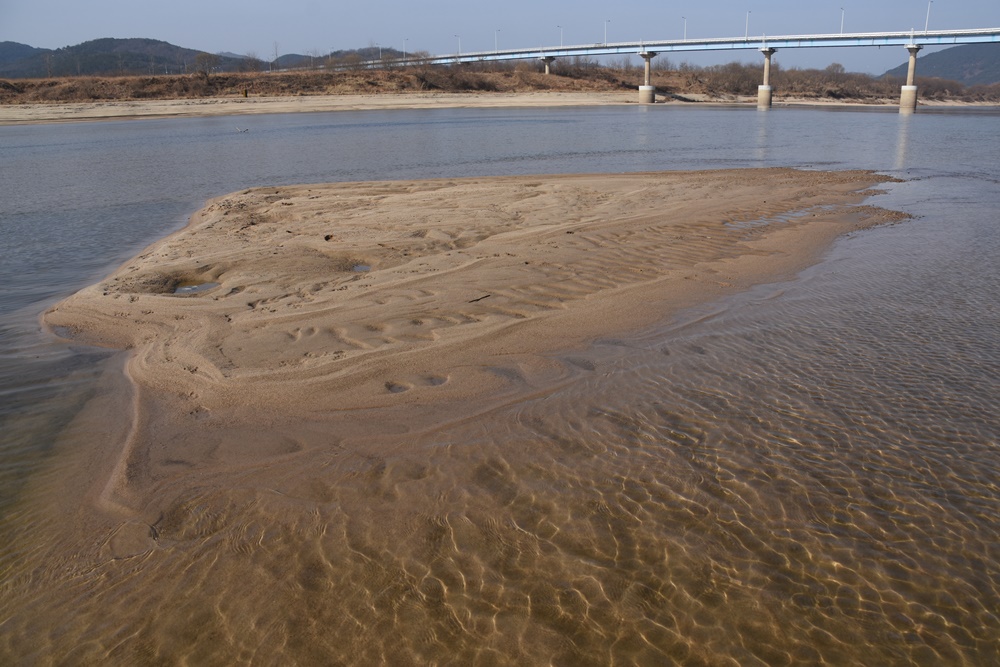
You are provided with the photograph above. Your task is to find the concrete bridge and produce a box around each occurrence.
[398,28,1000,112]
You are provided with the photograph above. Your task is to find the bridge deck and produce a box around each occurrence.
[416,28,1000,66]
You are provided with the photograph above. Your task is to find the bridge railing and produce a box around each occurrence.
[366,28,1000,69]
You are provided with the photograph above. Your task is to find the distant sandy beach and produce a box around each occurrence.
[0,92,638,124]
[43,169,904,523]
[2,90,970,125]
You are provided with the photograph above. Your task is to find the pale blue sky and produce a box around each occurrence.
[2,0,999,74]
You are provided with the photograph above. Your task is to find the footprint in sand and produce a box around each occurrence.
[385,376,448,393]
[565,357,597,372]
[288,326,319,341]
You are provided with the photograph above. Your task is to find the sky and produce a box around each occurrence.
[2,0,999,74]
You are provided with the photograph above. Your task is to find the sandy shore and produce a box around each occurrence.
[3,90,974,124]
[0,91,641,124]
[43,169,904,523]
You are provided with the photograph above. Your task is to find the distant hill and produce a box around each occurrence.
[0,38,409,78]
[0,41,47,66]
[883,43,1000,85]
[0,38,251,78]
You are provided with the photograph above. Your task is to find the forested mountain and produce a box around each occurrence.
[0,41,47,66]
[1,38,248,78]
[0,38,408,79]
[884,43,1000,85]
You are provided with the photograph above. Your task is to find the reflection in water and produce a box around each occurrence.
[635,104,653,148]
[755,109,770,163]
[895,113,912,171]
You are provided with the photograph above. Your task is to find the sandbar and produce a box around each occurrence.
[42,168,905,519]
[0,168,912,663]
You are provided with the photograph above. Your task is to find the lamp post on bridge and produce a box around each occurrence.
[682,17,687,41]
[495,29,500,53]
[841,8,845,34]
[557,25,563,47]
[455,35,461,57]
[745,11,751,41]
[605,19,611,46]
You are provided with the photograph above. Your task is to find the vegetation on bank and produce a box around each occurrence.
[2,58,999,105]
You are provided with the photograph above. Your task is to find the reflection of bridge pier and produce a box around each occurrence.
[639,51,657,103]
[900,45,922,113]
[895,112,912,169]
[758,47,776,108]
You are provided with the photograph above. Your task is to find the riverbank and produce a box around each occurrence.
[0,91,637,124]
[3,90,993,124]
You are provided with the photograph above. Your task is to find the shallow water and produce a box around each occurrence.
[1,105,998,664]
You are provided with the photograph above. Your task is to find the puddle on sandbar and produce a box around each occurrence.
[352,265,371,273]
[173,282,220,295]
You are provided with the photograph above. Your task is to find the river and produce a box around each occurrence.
[1,104,998,664]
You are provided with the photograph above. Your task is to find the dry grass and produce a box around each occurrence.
[0,65,633,104]
[2,61,998,105]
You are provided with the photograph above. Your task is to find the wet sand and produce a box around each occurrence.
[7,169,912,663]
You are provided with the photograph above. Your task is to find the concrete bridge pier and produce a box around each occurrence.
[639,51,657,103]
[900,45,922,113]
[540,56,555,75]
[758,47,776,108]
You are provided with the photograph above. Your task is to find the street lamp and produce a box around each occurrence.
[924,0,933,33]
[495,29,500,53]
[745,11,751,41]
[682,16,687,41]
[557,25,563,47]
[840,8,845,34]
[455,34,461,56]
[604,19,611,46]
[403,38,407,63]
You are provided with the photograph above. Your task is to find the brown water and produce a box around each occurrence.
[1,107,999,664]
